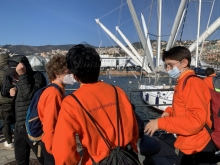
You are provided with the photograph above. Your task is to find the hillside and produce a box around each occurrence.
[0,40,171,55]
[1,41,149,55]
[1,42,95,55]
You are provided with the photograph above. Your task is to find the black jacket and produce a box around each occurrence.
[15,71,47,127]
[0,53,13,112]
[6,55,47,127]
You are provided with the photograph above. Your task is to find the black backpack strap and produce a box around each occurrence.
[47,83,64,97]
[205,124,213,134]
[112,85,120,147]
[182,75,213,135]
[70,90,118,150]
[182,75,201,91]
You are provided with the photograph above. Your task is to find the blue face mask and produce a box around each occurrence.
[167,66,181,79]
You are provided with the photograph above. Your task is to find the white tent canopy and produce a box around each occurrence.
[26,55,48,71]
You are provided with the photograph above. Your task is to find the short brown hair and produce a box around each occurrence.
[46,55,67,82]
[162,46,191,67]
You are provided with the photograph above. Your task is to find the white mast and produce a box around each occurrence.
[195,0,202,68]
[116,26,143,63]
[116,26,149,73]
[127,0,155,73]
[166,0,187,50]
[156,0,162,67]
[95,19,152,73]
[141,13,153,59]
[172,9,186,47]
[188,17,220,52]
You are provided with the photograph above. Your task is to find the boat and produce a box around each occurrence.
[138,0,220,111]
[96,0,220,111]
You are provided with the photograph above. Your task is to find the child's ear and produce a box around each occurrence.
[182,58,189,67]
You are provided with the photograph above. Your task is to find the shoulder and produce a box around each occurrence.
[62,94,73,103]
[33,71,45,78]
[32,71,47,83]
[178,74,202,90]
[60,94,79,112]
[183,75,209,92]
[203,76,212,82]
[184,75,205,86]
[100,83,127,96]
[46,85,62,94]
[114,85,126,94]
[40,86,63,99]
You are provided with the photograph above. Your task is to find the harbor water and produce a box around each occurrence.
[0,73,169,127]
[65,74,165,123]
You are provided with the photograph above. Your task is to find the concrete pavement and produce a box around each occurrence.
[0,132,39,165]
[1,130,219,165]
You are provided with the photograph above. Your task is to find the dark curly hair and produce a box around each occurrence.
[162,46,191,67]
[66,44,101,83]
[46,55,67,82]
[205,67,215,76]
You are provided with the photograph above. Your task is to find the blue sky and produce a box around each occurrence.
[0,0,219,47]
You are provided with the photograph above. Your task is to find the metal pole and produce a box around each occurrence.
[166,0,187,51]
[188,17,220,52]
[172,9,186,47]
[195,0,202,68]
[95,19,152,73]
[156,0,162,68]
[127,0,155,73]
[116,26,143,63]
[141,13,154,59]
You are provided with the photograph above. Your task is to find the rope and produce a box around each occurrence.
[209,28,220,40]
[209,0,220,40]
[96,24,102,54]
[96,1,127,50]
[96,1,126,49]
[185,19,193,41]
[119,1,157,27]
[179,0,190,43]
[137,0,154,80]
[98,2,127,20]
[96,21,116,51]
[199,0,215,59]
[148,0,154,30]
[114,0,124,42]
[104,30,117,48]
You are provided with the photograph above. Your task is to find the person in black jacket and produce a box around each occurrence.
[4,55,47,165]
[0,53,14,149]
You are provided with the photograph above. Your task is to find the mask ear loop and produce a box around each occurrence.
[73,75,78,83]
[179,59,188,73]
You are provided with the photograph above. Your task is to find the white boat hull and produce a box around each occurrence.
[139,85,174,111]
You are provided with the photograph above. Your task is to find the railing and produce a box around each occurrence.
[65,88,174,108]
[65,88,78,91]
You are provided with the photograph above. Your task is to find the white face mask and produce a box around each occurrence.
[167,66,181,79]
[63,74,76,85]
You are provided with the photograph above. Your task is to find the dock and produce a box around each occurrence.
[1,131,219,165]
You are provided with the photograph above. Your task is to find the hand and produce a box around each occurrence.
[144,119,158,137]
[16,63,26,75]
[10,87,17,97]
[161,112,169,118]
